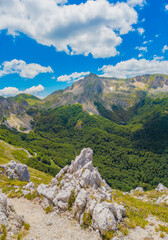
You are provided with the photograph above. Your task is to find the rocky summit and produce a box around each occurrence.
[37,148,125,236]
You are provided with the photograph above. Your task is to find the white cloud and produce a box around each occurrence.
[127,0,146,7]
[138,53,143,58]
[0,0,138,58]
[135,46,147,52]
[162,45,168,53]
[0,59,53,79]
[0,84,44,97]
[153,55,164,61]
[57,71,90,83]
[137,27,145,35]
[165,4,168,11]
[99,58,168,78]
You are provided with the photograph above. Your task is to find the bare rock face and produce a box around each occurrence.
[0,191,24,238]
[37,148,125,236]
[0,160,30,182]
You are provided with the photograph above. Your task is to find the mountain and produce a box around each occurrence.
[0,96,27,120]
[0,73,168,191]
[44,73,168,116]
[9,93,42,106]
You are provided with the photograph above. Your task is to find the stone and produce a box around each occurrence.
[75,189,88,211]
[58,201,68,211]
[155,183,168,192]
[135,187,144,192]
[55,189,72,203]
[37,148,125,237]
[92,202,117,235]
[0,192,24,234]
[0,161,30,182]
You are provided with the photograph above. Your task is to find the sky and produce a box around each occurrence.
[0,0,168,98]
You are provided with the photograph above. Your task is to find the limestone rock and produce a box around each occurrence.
[0,160,30,182]
[37,148,125,236]
[92,202,117,235]
[0,191,24,235]
[155,183,168,192]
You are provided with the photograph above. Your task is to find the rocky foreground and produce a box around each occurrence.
[1,148,168,239]
[37,148,126,236]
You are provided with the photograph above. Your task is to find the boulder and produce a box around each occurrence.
[155,183,168,192]
[92,202,117,235]
[0,161,30,182]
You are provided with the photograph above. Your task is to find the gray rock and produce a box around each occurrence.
[37,148,125,237]
[0,161,30,182]
[75,189,88,211]
[92,202,117,235]
[155,183,168,192]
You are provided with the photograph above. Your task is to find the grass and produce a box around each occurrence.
[45,206,53,214]
[111,190,168,237]
[0,225,7,240]
[0,140,53,188]
[24,191,38,200]
[81,212,92,229]
[24,223,30,231]
[68,191,75,211]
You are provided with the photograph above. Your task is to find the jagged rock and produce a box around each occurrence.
[155,183,168,192]
[37,148,125,236]
[0,160,30,182]
[0,191,24,235]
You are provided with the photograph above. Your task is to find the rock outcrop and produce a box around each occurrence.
[0,191,24,238]
[37,148,125,236]
[0,160,30,182]
[155,183,168,192]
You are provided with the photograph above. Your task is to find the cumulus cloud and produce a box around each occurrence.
[57,71,90,83]
[0,59,53,79]
[99,58,168,78]
[0,84,44,97]
[162,45,168,53]
[0,0,138,58]
[137,27,145,35]
[127,0,146,7]
[165,4,168,11]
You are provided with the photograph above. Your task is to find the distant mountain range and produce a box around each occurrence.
[0,73,168,125]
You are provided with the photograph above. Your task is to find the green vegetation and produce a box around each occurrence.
[82,212,92,229]
[24,223,30,231]
[9,93,42,106]
[0,96,168,191]
[0,225,7,240]
[68,191,76,211]
[45,206,53,214]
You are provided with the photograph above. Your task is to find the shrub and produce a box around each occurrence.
[68,191,75,211]
[82,212,92,229]
[45,206,53,214]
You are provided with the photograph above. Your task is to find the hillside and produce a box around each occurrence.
[0,101,168,191]
[9,93,42,106]
[44,73,168,118]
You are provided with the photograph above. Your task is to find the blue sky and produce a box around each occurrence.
[0,0,168,98]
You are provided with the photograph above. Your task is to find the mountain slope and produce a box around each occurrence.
[44,73,168,118]
[9,93,42,106]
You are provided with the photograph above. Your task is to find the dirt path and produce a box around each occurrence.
[9,198,101,240]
